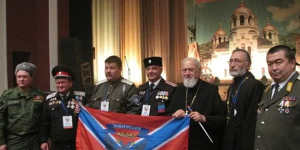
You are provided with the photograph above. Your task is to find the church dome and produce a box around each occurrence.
[233,1,254,16]
[214,28,226,36]
[263,23,277,31]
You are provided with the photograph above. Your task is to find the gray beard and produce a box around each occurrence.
[230,68,247,77]
[183,77,198,88]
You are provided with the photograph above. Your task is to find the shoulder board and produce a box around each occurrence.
[46,92,57,100]
[264,85,271,93]
[73,91,85,96]
[121,79,134,85]
[297,73,300,80]
[165,80,177,87]
[96,79,107,85]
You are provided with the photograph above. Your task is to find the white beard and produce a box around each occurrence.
[230,68,247,77]
[183,77,198,88]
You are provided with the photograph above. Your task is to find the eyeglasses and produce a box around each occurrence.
[228,58,244,64]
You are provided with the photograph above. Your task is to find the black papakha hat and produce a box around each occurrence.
[51,65,73,80]
[143,57,162,68]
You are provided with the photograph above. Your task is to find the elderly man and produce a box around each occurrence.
[254,45,300,150]
[87,55,138,113]
[137,57,176,116]
[40,65,85,150]
[222,49,264,150]
[0,62,44,150]
[168,57,226,150]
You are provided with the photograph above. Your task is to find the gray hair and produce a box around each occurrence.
[182,57,201,71]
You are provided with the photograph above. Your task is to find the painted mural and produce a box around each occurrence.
[186,0,300,82]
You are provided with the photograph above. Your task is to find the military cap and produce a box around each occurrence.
[51,65,73,80]
[144,57,162,68]
[15,62,37,76]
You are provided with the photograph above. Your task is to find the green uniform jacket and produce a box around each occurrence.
[87,78,139,114]
[0,87,44,149]
[255,72,300,150]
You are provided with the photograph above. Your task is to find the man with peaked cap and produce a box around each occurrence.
[40,65,85,150]
[254,45,300,150]
[87,55,139,114]
[137,57,176,116]
[0,62,44,150]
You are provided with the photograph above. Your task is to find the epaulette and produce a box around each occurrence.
[264,85,271,94]
[46,92,57,100]
[96,79,107,85]
[121,79,134,85]
[165,80,177,87]
[73,91,85,97]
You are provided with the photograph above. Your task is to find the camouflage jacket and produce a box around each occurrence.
[0,87,44,145]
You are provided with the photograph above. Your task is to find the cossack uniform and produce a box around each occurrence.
[137,79,176,116]
[87,78,139,114]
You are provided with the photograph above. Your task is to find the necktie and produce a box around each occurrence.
[150,83,155,92]
[272,83,279,100]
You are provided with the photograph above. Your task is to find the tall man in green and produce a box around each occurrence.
[254,45,300,150]
[0,62,44,150]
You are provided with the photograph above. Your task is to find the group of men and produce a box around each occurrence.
[0,44,299,150]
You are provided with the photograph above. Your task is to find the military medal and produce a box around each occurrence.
[62,116,73,129]
[141,104,151,116]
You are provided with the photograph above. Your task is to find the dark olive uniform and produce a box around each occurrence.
[137,78,176,116]
[87,78,139,114]
[254,72,300,150]
[0,87,44,150]
[40,91,85,150]
[222,72,264,150]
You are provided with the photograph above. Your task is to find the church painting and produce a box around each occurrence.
[187,0,300,82]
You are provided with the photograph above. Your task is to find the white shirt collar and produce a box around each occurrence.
[149,78,162,89]
[271,71,296,91]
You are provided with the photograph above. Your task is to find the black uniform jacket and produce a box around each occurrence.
[40,90,85,144]
[137,78,176,116]
[223,72,264,150]
[168,79,226,150]
[255,72,300,150]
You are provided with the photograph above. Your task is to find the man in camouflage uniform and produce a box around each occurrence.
[137,57,176,116]
[40,65,85,150]
[87,55,138,113]
[254,45,300,150]
[0,62,44,150]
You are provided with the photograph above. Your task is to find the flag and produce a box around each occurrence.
[76,107,190,150]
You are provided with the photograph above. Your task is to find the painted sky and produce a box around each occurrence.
[187,0,300,44]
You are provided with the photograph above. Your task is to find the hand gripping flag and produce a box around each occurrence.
[76,106,190,150]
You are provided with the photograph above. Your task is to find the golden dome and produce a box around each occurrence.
[233,1,254,17]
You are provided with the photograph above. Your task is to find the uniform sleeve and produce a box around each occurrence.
[126,84,139,114]
[0,93,7,145]
[40,99,50,143]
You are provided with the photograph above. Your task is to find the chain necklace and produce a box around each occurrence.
[185,84,201,114]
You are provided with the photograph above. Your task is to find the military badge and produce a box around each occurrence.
[278,96,296,114]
